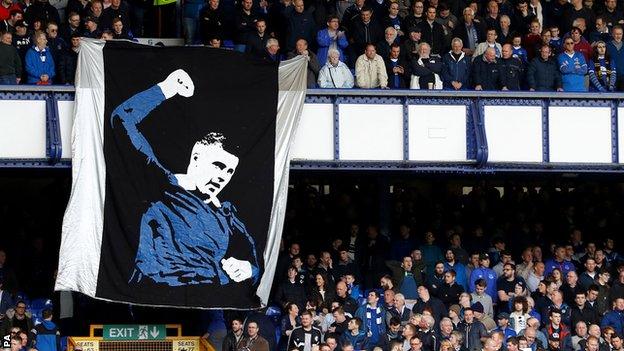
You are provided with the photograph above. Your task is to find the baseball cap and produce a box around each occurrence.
[479,253,490,260]
[497,312,510,320]
[472,302,484,313]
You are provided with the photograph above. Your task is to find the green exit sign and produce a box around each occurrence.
[103,325,166,340]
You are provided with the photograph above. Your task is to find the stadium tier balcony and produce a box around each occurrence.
[0,85,623,173]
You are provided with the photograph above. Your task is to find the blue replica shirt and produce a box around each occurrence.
[111,85,259,286]
[544,259,576,276]
[558,52,588,92]
[469,267,498,302]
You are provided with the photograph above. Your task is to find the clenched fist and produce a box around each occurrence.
[157,69,195,99]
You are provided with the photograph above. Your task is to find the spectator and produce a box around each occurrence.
[588,40,617,91]
[279,302,300,350]
[545,246,577,277]
[559,36,589,90]
[562,271,584,306]
[569,26,593,61]
[223,318,244,351]
[340,0,365,34]
[590,16,612,42]
[404,1,426,38]
[262,38,281,62]
[24,30,55,84]
[499,44,524,90]
[409,41,444,88]
[111,18,133,40]
[341,317,368,350]
[420,231,444,272]
[384,2,403,38]
[601,297,624,335]
[384,43,410,89]
[198,0,222,45]
[287,38,320,88]
[237,321,269,351]
[469,253,498,300]
[421,5,447,55]
[350,6,383,58]
[57,31,78,84]
[377,26,398,59]
[45,21,65,70]
[0,301,33,338]
[316,15,348,67]
[473,28,502,60]
[439,269,465,308]
[32,309,59,351]
[58,12,80,43]
[453,7,485,57]
[458,307,488,351]
[25,0,60,28]
[355,43,388,88]
[0,0,20,21]
[413,285,447,323]
[445,249,468,290]
[12,20,30,60]
[355,291,386,348]
[402,26,423,60]
[234,0,259,52]
[245,19,269,58]
[82,16,100,38]
[282,0,315,53]
[528,44,563,90]
[386,256,423,300]
[100,0,129,31]
[0,30,20,84]
[0,9,22,34]
[499,15,512,43]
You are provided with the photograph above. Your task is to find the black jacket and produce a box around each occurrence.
[274,280,306,310]
[472,55,501,90]
[222,331,243,351]
[438,282,465,308]
[246,32,270,58]
[200,6,224,42]
[570,304,601,329]
[452,20,485,50]
[499,56,524,90]
[527,56,562,91]
[287,326,322,351]
[350,19,384,56]
[384,56,412,89]
[412,297,447,324]
[420,20,447,55]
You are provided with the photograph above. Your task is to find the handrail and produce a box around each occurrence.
[2,85,624,100]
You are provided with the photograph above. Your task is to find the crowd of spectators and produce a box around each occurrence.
[0,0,624,90]
[3,173,624,351]
[221,180,624,351]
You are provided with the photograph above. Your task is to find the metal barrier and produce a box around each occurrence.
[0,85,623,173]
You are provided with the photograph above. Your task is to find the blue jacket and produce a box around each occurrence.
[558,51,588,92]
[341,330,368,350]
[316,29,349,66]
[25,46,55,84]
[607,40,624,78]
[441,51,471,89]
[602,309,624,335]
[34,320,60,351]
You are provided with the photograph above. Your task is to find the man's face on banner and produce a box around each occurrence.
[188,142,239,199]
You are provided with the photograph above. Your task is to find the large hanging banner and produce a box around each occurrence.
[55,39,307,309]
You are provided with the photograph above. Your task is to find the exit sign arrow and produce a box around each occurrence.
[150,326,160,338]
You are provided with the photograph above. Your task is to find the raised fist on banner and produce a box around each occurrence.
[157,69,195,99]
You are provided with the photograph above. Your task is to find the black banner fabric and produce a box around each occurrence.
[99,42,278,308]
